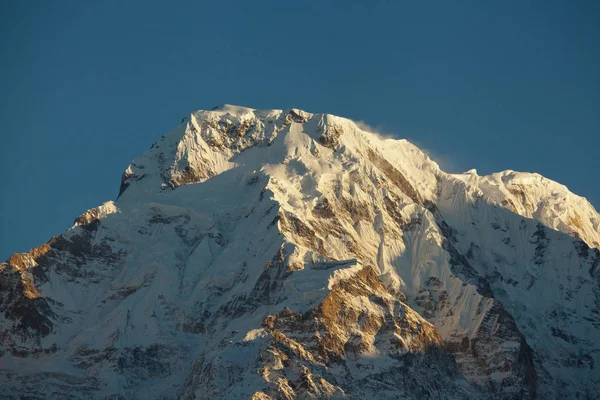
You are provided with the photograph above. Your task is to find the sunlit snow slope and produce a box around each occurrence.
[2,105,599,399]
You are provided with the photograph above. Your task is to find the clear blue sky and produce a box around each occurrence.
[1,1,599,260]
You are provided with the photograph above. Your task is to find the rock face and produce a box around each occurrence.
[1,104,599,399]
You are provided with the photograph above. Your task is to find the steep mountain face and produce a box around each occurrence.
[1,105,599,399]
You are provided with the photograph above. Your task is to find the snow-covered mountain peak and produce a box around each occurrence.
[210,103,261,114]
[450,168,600,248]
[3,105,600,399]
[116,104,599,249]
[116,107,367,195]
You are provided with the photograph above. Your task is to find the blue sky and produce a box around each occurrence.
[1,1,598,260]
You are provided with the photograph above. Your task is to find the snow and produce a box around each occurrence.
[2,104,599,399]
[450,169,600,249]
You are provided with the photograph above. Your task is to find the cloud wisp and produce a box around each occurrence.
[352,120,463,174]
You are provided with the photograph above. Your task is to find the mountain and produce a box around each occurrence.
[1,105,599,399]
